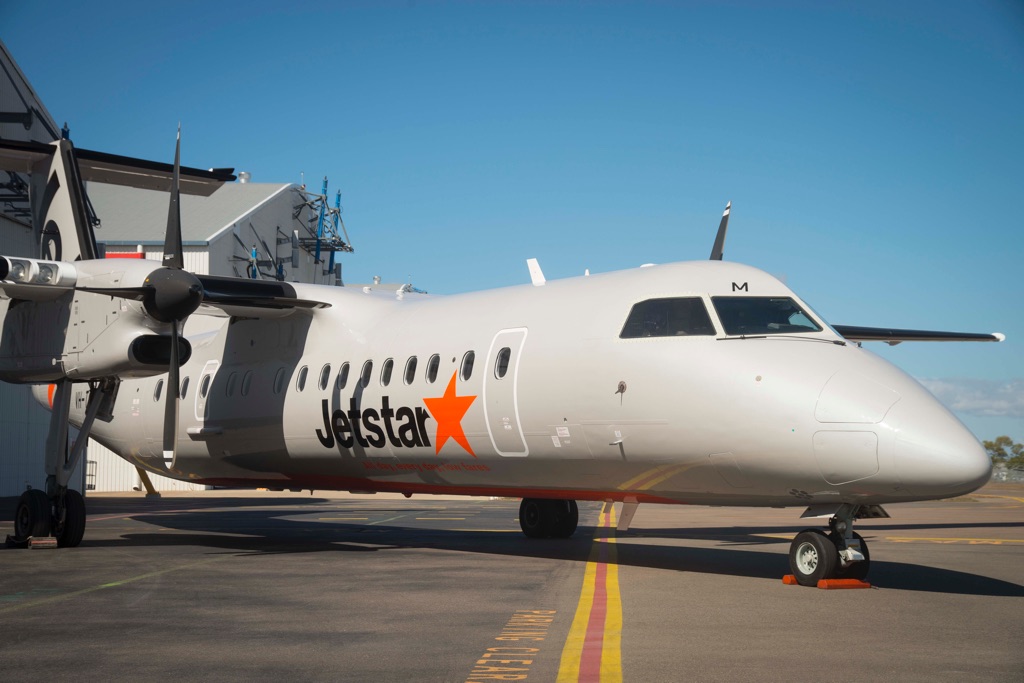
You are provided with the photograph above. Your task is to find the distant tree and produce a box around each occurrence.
[984,436,1024,470]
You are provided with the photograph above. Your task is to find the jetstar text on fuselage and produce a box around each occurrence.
[315,372,479,456]
[316,397,431,450]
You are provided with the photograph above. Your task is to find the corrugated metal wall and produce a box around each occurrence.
[86,442,207,493]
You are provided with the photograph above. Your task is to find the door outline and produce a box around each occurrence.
[483,328,529,457]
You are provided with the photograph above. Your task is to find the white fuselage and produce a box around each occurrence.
[76,260,991,507]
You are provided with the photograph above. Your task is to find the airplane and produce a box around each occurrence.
[0,133,1003,587]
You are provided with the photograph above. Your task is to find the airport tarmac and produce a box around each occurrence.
[1,484,1021,682]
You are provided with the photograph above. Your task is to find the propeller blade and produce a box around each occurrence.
[162,127,184,270]
[162,319,180,466]
[709,201,731,261]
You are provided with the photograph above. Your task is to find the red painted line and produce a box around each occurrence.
[579,559,608,680]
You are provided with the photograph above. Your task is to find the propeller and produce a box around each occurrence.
[151,128,203,466]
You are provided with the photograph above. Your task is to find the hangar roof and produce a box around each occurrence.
[85,181,293,245]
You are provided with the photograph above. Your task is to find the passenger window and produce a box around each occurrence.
[336,362,350,390]
[712,297,823,336]
[296,366,308,391]
[154,379,164,402]
[199,374,211,399]
[426,354,440,383]
[180,377,190,399]
[273,367,286,394]
[225,372,237,397]
[381,358,394,386]
[620,298,716,338]
[460,351,475,381]
[241,371,253,396]
[359,360,373,388]
[404,357,418,385]
[319,364,331,391]
[494,347,511,379]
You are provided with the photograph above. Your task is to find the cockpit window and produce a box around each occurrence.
[619,298,716,338]
[712,297,822,336]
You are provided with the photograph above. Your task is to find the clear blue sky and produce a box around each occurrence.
[4,1,1022,443]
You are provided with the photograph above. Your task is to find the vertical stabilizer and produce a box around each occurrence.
[31,140,98,262]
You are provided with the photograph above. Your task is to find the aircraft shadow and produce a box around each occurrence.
[50,499,1024,599]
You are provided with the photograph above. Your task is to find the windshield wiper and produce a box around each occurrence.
[718,334,846,346]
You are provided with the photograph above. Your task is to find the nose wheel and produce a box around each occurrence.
[788,505,874,586]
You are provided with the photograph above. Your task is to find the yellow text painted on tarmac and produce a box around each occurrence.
[886,537,1024,545]
[465,611,556,682]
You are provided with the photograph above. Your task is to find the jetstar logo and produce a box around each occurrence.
[316,371,478,456]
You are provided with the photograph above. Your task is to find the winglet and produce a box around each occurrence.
[710,201,731,261]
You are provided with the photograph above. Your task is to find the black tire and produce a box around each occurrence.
[788,529,837,586]
[550,500,579,538]
[519,498,550,538]
[831,531,870,581]
[56,489,86,548]
[14,489,52,539]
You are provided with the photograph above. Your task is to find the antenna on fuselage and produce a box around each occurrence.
[709,201,731,261]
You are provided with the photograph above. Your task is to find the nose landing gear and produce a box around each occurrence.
[788,503,887,587]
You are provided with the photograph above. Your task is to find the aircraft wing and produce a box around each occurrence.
[0,139,234,196]
[833,325,1005,345]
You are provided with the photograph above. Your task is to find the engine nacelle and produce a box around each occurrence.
[0,256,189,382]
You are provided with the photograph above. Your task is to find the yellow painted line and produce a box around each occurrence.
[0,556,224,615]
[416,517,466,520]
[558,506,623,683]
[753,533,796,540]
[976,494,1024,504]
[886,537,1024,545]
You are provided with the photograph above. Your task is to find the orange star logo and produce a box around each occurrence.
[423,371,477,456]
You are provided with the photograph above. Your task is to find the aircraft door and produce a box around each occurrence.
[484,328,528,456]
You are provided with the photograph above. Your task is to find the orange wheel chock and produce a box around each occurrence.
[781,575,872,589]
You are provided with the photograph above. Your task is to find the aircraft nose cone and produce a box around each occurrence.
[887,396,991,497]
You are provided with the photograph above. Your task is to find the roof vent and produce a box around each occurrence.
[238,171,251,184]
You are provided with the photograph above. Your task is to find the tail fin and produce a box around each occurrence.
[34,139,99,262]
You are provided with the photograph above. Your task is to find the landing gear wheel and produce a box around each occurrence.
[519,498,550,538]
[14,489,52,539]
[549,500,579,538]
[519,498,579,538]
[788,529,836,587]
[831,531,870,581]
[55,489,86,548]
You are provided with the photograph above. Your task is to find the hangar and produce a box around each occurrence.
[0,39,352,495]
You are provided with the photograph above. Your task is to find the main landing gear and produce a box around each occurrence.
[519,498,579,538]
[788,503,887,586]
[8,379,117,549]
[12,487,86,547]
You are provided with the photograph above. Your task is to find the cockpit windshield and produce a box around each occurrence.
[712,297,822,336]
